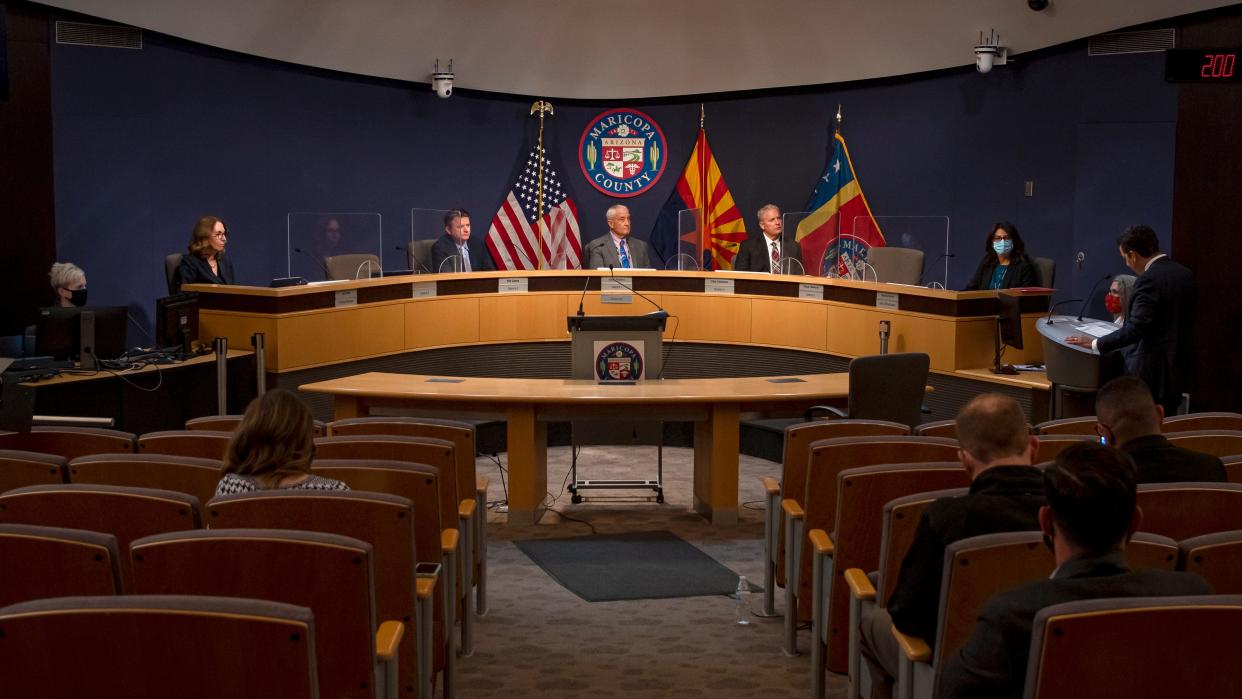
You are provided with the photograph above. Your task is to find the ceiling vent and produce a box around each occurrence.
[1088,28,1175,56]
[55,22,143,50]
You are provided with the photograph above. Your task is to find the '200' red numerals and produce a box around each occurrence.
[1200,53,1237,78]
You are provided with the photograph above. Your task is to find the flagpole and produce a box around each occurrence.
[699,103,709,269]
[530,100,554,270]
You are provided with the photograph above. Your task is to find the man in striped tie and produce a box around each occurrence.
[585,204,653,269]
[732,204,802,274]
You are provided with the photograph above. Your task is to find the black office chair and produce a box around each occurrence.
[164,253,183,295]
[808,352,931,429]
[1033,256,1056,288]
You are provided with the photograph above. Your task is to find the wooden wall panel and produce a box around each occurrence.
[406,296,479,349]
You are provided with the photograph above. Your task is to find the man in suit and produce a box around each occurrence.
[430,208,495,273]
[733,204,802,273]
[1095,376,1226,483]
[858,394,1045,698]
[938,443,1213,699]
[584,204,652,269]
[1068,225,1196,415]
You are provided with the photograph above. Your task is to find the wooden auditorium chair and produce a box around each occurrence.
[758,419,911,617]
[0,483,201,591]
[912,420,956,439]
[0,524,122,607]
[1033,416,1098,436]
[314,434,476,653]
[0,426,136,459]
[137,429,232,460]
[1162,411,1242,433]
[1022,596,1242,699]
[806,463,971,696]
[1032,434,1095,463]
[327,417,490,616]
[1224,454,1242,484]
[67,453,224,506]
[1162,429,1242,457]
[310,459,458,689]
[1135,482,1242,540]
[1127,532,1182,572]
[781,435,959,655]
[186,413,327,436]
[0,595,319,699]
[208,489,439,699]
[0,449,67,493]
[130,528,403,699]
[1178,529,1242,594]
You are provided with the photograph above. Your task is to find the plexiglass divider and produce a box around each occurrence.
[853,215,951,288]
[286,212,382,281]
[409,208,454,274]
[674,208,703,271]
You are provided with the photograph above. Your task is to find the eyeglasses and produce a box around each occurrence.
[991,234,1011,241]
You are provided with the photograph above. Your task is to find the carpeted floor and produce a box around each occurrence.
[455,444,846,698]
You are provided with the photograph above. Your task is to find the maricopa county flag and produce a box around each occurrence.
[795,132,884,277]
[649,128,747,270]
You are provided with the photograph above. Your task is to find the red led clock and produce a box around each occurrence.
[1166,48,1240,82]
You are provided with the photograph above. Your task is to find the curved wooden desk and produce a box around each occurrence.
[300,372,851,525]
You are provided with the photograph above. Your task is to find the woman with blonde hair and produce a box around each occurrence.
[215,389,347,494]
[175,215,235,292]
[48,262,88,307]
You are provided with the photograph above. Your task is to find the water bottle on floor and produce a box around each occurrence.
[735,575,752,625]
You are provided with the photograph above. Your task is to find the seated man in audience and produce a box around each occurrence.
[938,443,1213,699]
[859,393,1045,698]
[1096,376,1226,483]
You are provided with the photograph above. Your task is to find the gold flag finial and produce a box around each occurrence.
[530,100,554,116]
[835,104,843,130]
[700,103,705,129]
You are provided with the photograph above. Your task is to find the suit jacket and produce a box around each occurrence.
[1122,433,1226,484]
[1096,257,1196,413]
[937,551,1213,699]
[963,252,1038,291]
[430,234,495,273]
[887,466,1046,646]
[175,253,234,292]
[732,234,803,273]
[584,234,652,269]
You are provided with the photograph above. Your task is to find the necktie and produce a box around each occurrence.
[770,240,780,274]
[620,240,631,269]
[460,245,471,272]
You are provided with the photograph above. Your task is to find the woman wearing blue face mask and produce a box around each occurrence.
[48,262,88,307]
[963,221,1039,291]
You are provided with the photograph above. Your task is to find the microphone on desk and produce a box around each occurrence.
[607,265,669,319]
[574,273,592,317]
[920,252,956,287]
[1076,273,1112,321]
[1044,298,1082,325]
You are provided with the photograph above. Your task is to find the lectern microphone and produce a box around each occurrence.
[1044,298,1082,325]
[608,265,669,319]
[1076,273,1112,321]
[575,273,592,317]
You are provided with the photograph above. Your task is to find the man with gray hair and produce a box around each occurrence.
[585,204,652,269]
[733,204,801,273]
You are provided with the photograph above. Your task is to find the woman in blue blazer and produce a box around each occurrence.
[175,215,235,292]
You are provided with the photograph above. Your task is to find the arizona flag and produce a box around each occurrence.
[486,142,583,270]
[649,128,747,270]
[795,132,884,277]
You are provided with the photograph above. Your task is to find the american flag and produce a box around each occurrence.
[485,144,582,270]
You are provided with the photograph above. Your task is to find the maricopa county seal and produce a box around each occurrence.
[595,342,644,381]
[579,109,668,198]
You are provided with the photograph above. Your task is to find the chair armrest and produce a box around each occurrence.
[781,498,804,520]
[844,568,876,601]
[441,528,459,554]
[415,577,436,600]
[375,620,405,661]
[806,405,847,421]
[808,528,835,556]
[760,476,781,495]
[459,498,477,519]
[476,474,490,496]
[892,626,931,663]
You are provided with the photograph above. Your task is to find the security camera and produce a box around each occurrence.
[1028,0,1050,11]
[432,59,454,99]
[974,30,1008,74]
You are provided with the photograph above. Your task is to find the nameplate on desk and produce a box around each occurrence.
[425,378,465,383]
[767,377,807,384]
[798,283,824,301]
[411,281,437,299]
[498,278,528,294]
[704,278,734,295]
[600,277,633,304]
[875,292,899,310]
[334,289,358,307]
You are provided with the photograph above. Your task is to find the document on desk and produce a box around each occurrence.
[1073,322,1117,339]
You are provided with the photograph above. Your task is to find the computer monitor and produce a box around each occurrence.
[991,292,1024,375]
[155,293,200,354]
[35,306,129,368]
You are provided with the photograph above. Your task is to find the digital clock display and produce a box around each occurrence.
[1166,48,1241,82]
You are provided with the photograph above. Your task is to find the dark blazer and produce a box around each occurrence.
[174,253,234,292]
[1096,256,1196,414]
[1122,433,1227,483]
[732,234,803,273]
[887,466,1045,645]
[430,234,495,273]
[584,234,652,269]
[937,552,1213,699]
[963,252,1038,291]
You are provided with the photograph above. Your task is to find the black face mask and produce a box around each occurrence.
[69,288,88,307]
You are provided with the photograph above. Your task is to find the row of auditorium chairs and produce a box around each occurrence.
[913,410,1242,439]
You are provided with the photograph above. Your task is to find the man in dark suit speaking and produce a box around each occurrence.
[733,204,802,273]
[1068,225,1195,415]
[431,208,495,273]
[584,204,652,269]
[937,443,1213,699]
